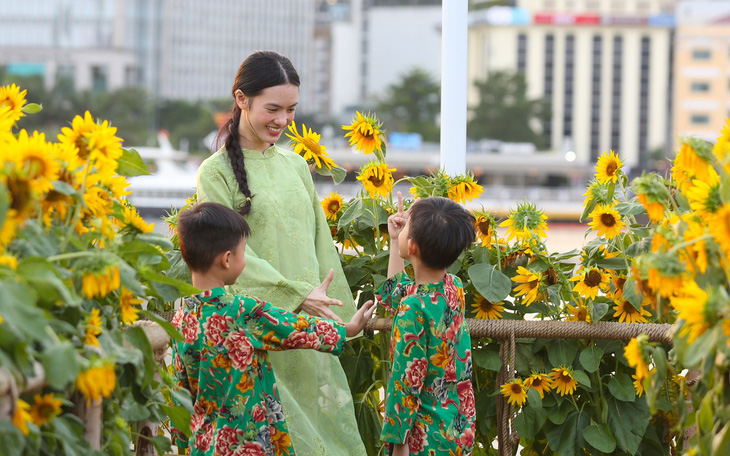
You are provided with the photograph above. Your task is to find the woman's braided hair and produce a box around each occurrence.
[216,51,300,215]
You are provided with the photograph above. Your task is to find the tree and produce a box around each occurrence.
[467,70,550,148]
[376,67,441,142]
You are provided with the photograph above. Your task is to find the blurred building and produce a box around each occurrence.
[468,0,677,169]
[0,0,320,111]
[674,0,730,144]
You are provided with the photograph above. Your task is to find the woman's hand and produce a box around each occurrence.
[387,191,408,242]
[300,269,344,321]
[344,300,376,337]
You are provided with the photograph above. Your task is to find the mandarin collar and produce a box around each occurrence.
[194,287,226,300]
[241,144,278,159]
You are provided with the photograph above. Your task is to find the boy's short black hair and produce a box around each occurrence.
[177,202,251,272]
[408,197,476,269]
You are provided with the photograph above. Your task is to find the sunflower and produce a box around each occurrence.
[0,254,18,270]
[631,173,671,223]
[84,308,103,347]
[512,266,543,306]
[672,140,714,193]
[588,204,626,239]
[120,287,143,324]
[357,162,396,199]
[612,298,651,323]
[12,399,32,435]
[710,203,730,254]
[286,122,336,170]
[8,130,60,196]
[500,201,549,241]
[713,118,730,173]
[500,379,528,406]
[624,336,650,379]
[58,110,98,160]
[86,118,123,170]
[81,266,121,299]
[647,267,685,298]
[670,280,710,344]
[473,213,496,248]
[595,150,623,184]
[566,299,591,322]
[680,215,708,274]
[30,393,63,427]
[0,83,27,123]
[321,192,344,221]
[448,175,483,204]
[524,373,553,398]
[472,295,504,319]
[569,267,610,300]
[686,171,722,220]
[583,179,616,208]
[76,364,117,404]
[342,111,384,156]
[119,205,154,233]
[82,185,113,217]
[549,367,578,396]
[632,373,646,397]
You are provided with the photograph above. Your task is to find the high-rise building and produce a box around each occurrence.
[673,0,730,144]
[468,0,677,169]
[0,0,320,112]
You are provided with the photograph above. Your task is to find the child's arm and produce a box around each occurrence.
[387,191,408,277]
[344,299,376,337]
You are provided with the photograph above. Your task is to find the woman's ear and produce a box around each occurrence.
[234,90,248,110]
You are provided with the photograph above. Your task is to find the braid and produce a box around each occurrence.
[224,107,253,216]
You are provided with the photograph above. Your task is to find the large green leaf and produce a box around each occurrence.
[117,148,151,177]
[579,346,603,373]
[468,263,511,302]
[606,396,650,454]
[339,199,365,229]
[545,410,588,456]
[472,345,502,372]
[40,341,80,390]
[0,281,45,340]
[547,339,578,368]
[513,406,547,439]
[316,164,347,184]
[584,423,617,453]
[340,341,376,394]
[0,180,8,229]
[0,419,26,456]
[17,257,81,307]
[608,373,636,402]
[161,404,192,438]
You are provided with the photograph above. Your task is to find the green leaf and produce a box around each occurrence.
[615,201,645,216]
[135,232,175,250]
[142,270,199,301]
[625,237,652,257]
[584,423,617,453]
[513,406,547,439]
[596,257,628,270]
[472,345,502,371]
[545,410,586,456]
[0,419,25,456]
[340,342,376,394]
[547,398,574,425]
[682,328,717,368]
[0,281,45,340]
[608,373,636,402]
[142,434,172,455]
[121,401,151,421]
[571,369,591,388]
[589,301,609,323]
[18,257,81,306]
[0,180,9,229]
[622,276,643,310]
[117,148,151,177]
[580,198,598,223]
[579,346,603,373]
[40,342,80,390]
[21,102,42,114]
[316,164,347,184]
[161,404,192,438]
[547,339,578,368]
[468,263,511,302]
[339,199,364,229]
[698,393,715,433]
[526,387,542,409]
[606,396,650,454]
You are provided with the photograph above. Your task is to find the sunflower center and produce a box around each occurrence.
[510,384,522,394]
[358,123,375,139]
[75,137,91,159]
[584,270,602,287]
[7,177,32,213]
[302,138,322,154]
[606,162,618,176]
[623,302,638,314]
[25,156,47,180]
[600,213,616,227]
[531,378,543,388]
[480,299,493,312]
[477,219,491,235]
[368,174,385,187]
[327,201,340,213]
[577,308,588,320]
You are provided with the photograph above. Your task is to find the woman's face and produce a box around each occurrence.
[236,83,299,152]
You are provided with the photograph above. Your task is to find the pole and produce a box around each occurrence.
[440,0,468,175]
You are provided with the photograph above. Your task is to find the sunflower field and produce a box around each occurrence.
[291,111,730,455]
[0,84,194,454]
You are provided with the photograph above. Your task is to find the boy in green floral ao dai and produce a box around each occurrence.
[377,195,477,456]
[169,202,375,456]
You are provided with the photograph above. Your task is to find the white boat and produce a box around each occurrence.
[126,131,200,215]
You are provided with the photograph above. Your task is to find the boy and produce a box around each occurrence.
[169,202,375,456]
[377,194,477,456]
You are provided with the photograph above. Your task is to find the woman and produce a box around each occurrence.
[195,51,366,456]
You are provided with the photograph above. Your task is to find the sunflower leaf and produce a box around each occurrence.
[117,148,151,177]
[468,263,511,303]
[21,102,42,114]
[608,373,636,402]
[583,423,617,453]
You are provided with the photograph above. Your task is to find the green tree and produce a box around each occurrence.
[376,67,440,142]
[467,70,550,148]
[158,99,216,153]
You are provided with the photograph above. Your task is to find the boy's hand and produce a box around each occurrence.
[344,299,376,337]
[301,269,343,322]
[387,191,408,241]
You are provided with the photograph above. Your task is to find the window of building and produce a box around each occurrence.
[517,33,527,74]
[91,66,108,93]
[691,82,710,92]
[692,50,711,60]
[691,114,710,124]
